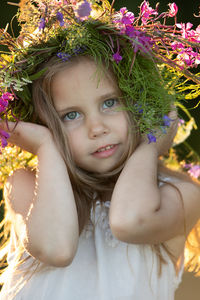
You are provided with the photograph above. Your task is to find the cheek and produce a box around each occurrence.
[65,128,84,157]
[116,113,129,137]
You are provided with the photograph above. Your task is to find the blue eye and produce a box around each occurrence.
[64,111,80,121]
[103,99,118,109]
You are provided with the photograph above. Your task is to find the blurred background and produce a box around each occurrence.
[0,0,200,299]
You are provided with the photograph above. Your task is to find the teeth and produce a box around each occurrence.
[97,145,114,152]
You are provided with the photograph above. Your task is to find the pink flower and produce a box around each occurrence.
[0,129,10,149]
[178,119,185,126]
[113,52,122,64]
[0,92,14,113]
[188,25,200,43]
[119,7,135,25]
[194,55,200,65]
[125,26,154,53]
[185,164,200,179]
[140,1,158,25]
[1,92,14,101]
[113,7,135,32]
[168,3,178,17]
[171,42,184,50]
[176,22,193,38]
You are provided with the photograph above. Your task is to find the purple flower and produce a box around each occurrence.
[125,26,154,53]
[168,3,178,17]
[39,17,46,30]
[147,133,156,143]
[57,52,71,61]
[134,103,143,113]
[0,99,8,113]
[75,0,91,21]
[163,115,172,127]
[0,129,10,148]
[119,8,135,25]
[113,52,122,64]
[73,46,86,55]
[56,12,64,26]
[113,7,134,33]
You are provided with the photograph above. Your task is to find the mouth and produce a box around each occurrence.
[92,144,118,158]
[95,144,116,153]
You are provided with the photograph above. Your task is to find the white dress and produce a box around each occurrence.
[0,184,184,300]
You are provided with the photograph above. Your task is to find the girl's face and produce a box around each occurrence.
[51,58,129,173]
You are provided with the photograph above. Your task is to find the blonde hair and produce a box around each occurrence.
[0,55,200,294]
[31,55,139,233]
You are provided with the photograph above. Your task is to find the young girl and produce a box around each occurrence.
[0,1,200,299]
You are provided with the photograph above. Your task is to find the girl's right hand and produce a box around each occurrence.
[0,120,53,154]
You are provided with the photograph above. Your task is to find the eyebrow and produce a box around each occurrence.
[56,92,119,114]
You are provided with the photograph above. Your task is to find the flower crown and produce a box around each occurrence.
[0,0,199,152]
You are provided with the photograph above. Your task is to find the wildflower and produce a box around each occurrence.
[171,42,184,51]
[140,1,158,25]
[0,129,10,149]
[56,12,64,26]
[113,52,122,64]
[113,7,134,33]
[75,0,92,21]
[38,17,46,30]
[73,46,85,55]
[177,47,199,67]
[168,3,178,17]
[163,115,172,127]
[57,52,71,61]
[125,26,154,53]
[184,164,200,179]
[176,22,193,39]
[1,92,14,101]
[119,7,135,25]
[0,92,14,113]
[134,103,143,113]
[147,133,156,143]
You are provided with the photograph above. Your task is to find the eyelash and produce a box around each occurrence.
[62,98,119,121]
[102,98,118,109]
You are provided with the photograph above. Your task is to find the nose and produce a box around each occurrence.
[87,116,109,139]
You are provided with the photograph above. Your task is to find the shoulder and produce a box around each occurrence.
[4,168,36,217]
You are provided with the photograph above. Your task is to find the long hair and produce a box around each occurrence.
[31,55,139,234]
[0,55,199,295]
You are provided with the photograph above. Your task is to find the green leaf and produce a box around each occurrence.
[29,68,47,80]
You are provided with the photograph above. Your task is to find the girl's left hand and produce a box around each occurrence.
[141,110,179,156]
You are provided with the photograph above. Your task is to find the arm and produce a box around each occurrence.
[109,119,200,244]
[3,121,79,267]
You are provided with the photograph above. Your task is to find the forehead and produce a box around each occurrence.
[51,58,120,105]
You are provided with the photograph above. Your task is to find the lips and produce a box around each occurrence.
[92,144,118,158]
[95,144,115,153]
